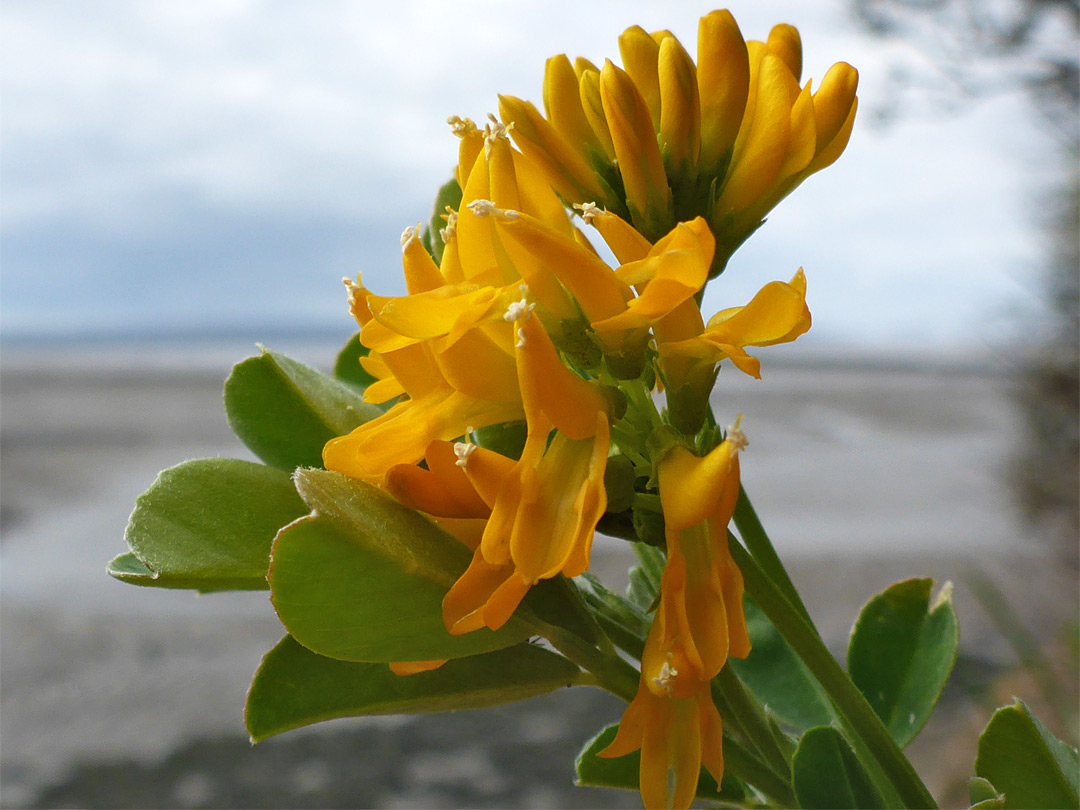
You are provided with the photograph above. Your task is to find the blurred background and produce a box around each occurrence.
[2,1,1076,807]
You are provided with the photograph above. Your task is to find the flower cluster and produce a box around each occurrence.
[323,9,853,809]
[500,9,858,273]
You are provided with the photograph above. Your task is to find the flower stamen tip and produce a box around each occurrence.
[503,285,535,324]
[439,206,458,244]
[466,199,520,221]
[400,223,421,252]
[573,201,602,223]
[453,427,478,467]
[651,655,678,697]
[726,415,748,454]
[446,115,476,138]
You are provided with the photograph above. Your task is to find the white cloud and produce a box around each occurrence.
[0,0,1061,350]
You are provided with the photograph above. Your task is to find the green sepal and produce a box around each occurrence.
[224,347,381,471]
[269,468,532,662]
[111,458,307,592]
[847,578,959,747]
[792,726,887,809]
[631,504,665,549]
[245,635,581,742]
[473,421,527,461]
[574,724,745,802]
[729,595,835,731]
[333,332,378,393]
[974,699,1079,809]
[602,454,636,514]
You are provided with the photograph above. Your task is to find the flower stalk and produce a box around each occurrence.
[727,533,938,809]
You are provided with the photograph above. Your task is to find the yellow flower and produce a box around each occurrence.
[498,10,858,269]
[656,267,810,433]
[660,267,811,379]
[655,430,751,679]
[600,671,724,810]
[326,122,635,635]
[600,428,751,809]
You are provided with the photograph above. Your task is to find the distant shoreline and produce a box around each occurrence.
[1,330,1007,376]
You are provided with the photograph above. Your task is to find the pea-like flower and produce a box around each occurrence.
[600,427,751,809]
[499,10,858,271]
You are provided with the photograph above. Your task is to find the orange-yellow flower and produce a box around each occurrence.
[600,428,751,809]
[498,10,858,268]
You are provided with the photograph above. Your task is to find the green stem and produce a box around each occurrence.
[733,485,815,630]
[724,737,797,807]
[539,619,639,703]
[728,535,937,809]
[714,666,793,776]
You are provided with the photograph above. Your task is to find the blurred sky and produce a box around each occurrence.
[0,0,1069,354]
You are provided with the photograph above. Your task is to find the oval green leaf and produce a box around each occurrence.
[224,347,381,471]
[270,469,531,662]
[792,726,886,809]
[728,595,835,731]
[975,700,1079,809]
[574,724,745,802]
[246,635,581,742]
[113,458,307,592]
[847,578,959,747]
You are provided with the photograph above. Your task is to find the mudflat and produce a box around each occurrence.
[2,345,1075,808]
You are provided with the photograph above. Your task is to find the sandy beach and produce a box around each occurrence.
[2,342,1076,808]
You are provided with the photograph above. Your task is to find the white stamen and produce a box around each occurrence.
[503,285,535,324]
[400,223,421,252]
[466,199,519,221]
[453,426,478,467]
[515,328,527,348]
[726,415,748,454]
[573,201,601,223]
[439,206,458,244]
[342,276,363,303]
[651,654,678,696]
[483,113,514,158]
[446,115,476,138]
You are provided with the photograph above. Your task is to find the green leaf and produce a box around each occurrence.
[574,724,744,802]
[107,552,164,585]
[847,578,959,747]
[246,635,582,742]
[269,468,531,662]
[969,777,1005,808]
[975,700,1080,809]
[333,332,378,393]
[792,726,886,809]
[112,458,307,592]
[224,347,381,471]
[728,596,835,731]
[579,573,648,658]
[626,542,664,611]
[425,177,463,265]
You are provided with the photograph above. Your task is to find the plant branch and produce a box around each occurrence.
[728,534,938,809]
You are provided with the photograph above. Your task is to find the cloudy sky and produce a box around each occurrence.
[1,0,1068,355]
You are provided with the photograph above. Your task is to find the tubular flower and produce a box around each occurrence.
[498,9,858,271]
[657,267,811,434]
[601,427,750,809]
